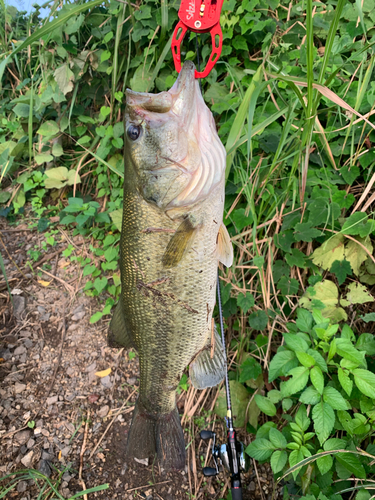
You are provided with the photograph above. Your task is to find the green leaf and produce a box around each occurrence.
[13,103,30,117]
[245,439,275,461]
[336,453,366,479]
[90,311,103,324]
[271,450,288,474]
[285,248,306,268]
[232,208,253,231]
[52,142,64,157]
[35,154,53,165]
[94,277,108,294]
[307,349,328,372]
[336,339,366,366]
[310,366,324,395]
[311,234,345,270]
[37,120,60,137]
[323,438,347,451]
[283,333,309,352]
[323,386,350,410]
[282,366,309,396]
[330,260,352,285]
[300,386,321,405]
[268,350,298,382]
[361,312,375,323]
[294,222,323,242]
[255,395,276,417]
[278,276,299,295]
[356,333,375,355]
[312,402,335,445]
[83,264,97,277]
[109,209,123,232]
[237,292,255,313]
[239,357,262,383]
[248,310,268,330]
[345,282,374,305]
[269,428,287,449]
[296,308,313,333]
[338,368,353,396]
[352,369,375,398]
[296,351,316,368]
[317,454,333,475]
[342,212,373,238]
[54,64,74,95]
[345,236,373,275]
[215,380,250,427]
[274,230,295,252]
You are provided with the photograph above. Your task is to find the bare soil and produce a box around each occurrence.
[0,221,278,500]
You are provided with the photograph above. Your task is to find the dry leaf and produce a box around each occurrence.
[38,280,51,287]
[95,368,111,378]
[58,450,62,460]
[58,259,70,268]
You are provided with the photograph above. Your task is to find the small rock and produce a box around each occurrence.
[21,450,34,468]
[249,481,256,492]
[14,345,26,355]
[61,446,71,457]
[38,459,51,478]
[97,405,110,418]
[127,377,136,385]
[62,473,72,482]
[15,430,31,445]
[134,457,148,466]
[13,296,26,320]
[46,396,58,406]
[72,304,85,315]
[42,451,53,461]
[85,361,97,373]
[66,367,75,377]
[100,376,112,388]
[71,311,85,321]
[17,481,27,493]
[27,438,35,449]
[14,383,26,394]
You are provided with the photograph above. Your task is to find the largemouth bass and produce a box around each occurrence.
[109,61,233,470]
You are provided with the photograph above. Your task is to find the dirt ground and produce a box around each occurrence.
[0,220,278,500]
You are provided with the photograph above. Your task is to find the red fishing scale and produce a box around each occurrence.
[171,0,224,78]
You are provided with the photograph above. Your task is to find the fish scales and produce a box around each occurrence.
[109,61,233,470]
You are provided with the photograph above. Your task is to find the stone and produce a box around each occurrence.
[71,311,85,321]
[27,438,35,449]
[97,405,110,418]
[42,451,53,461]
[13,296,26,320]
[85,361,97,372]
[17,481,27,493]
[46,396,58,406]
[15,430,31,445]
[21,450,33,468]
[38,459,51,478]
[249,481,256,492]
[14,345,26,355]
[61,446,71,457]
[100,376,112,388]
[14,383,26,394]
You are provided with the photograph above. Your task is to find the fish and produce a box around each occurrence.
[108,61,233,470]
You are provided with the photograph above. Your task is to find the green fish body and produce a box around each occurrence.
[109,62,233,470]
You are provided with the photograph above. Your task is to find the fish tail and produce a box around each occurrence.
[155,406,185,470]
[126,399,185,470]
[126,398,156,462]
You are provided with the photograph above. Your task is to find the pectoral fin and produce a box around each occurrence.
[108,298,135,349]
[162,216,198,268]
[189,327,225,389]
[216,223,233,267]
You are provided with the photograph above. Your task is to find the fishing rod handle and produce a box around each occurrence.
[231,487,243,500]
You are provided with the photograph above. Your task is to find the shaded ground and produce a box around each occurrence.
[0,221,278,499]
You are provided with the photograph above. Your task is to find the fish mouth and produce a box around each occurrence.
[126,61,197,123]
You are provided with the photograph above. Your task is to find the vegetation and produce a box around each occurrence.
[1,0,375,498]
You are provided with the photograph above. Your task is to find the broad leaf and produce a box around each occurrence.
[255,395,276,416]
[352,369,375,399]
[312,401,335,445]
[268,350,298,382]
[246,438,275,461]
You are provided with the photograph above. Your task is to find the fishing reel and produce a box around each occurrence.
[200,429,250,500]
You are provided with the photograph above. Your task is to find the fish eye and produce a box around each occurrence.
[127,124,142,141]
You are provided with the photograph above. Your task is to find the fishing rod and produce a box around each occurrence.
[199,271,249,500]
[171,2,249,496]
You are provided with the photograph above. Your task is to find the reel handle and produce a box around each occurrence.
[200,430,215,440]
[203,467,218,477]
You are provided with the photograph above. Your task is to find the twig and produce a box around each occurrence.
[46,303,67,397]
[36,267,75,293]
[88,388,138,460]
[126,481,171,493]
[79,409,90,500]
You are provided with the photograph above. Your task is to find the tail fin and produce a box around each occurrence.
[155,406,185,470]
[126,399,185,470]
